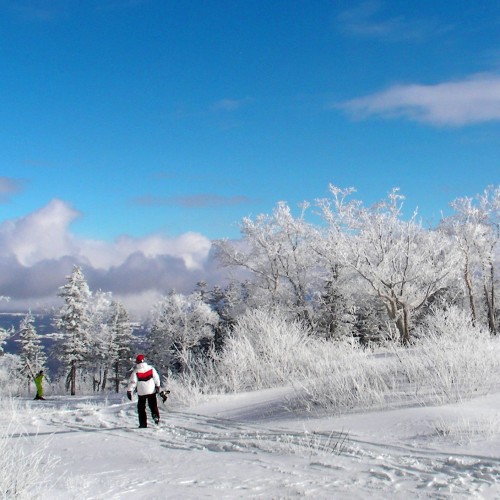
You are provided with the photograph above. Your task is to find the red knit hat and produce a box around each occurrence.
[136,354,145,364]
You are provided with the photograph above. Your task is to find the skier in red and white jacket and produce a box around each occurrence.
[127,354,161,428]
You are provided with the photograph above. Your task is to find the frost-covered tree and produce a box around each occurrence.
[0,326,11,355]
[0,296,12,354]
[312,270,356,340]
[442,186,499,333]
[86,293,134,392]
[148,291,219,374]
[18,311,47,378]
[205,282,252,351]
[318,186,460,344]
[215,201,323,327]
[108,300,134,392]
[56,265,91,395]
[86,290,114,391]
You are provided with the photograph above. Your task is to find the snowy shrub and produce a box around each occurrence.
[394,306,500,404]
[172,305,500,414]
[0,354,24,397]
[215,308,393,413]
[294,339,392,412]
[433,416,500,445]
[253,429,349,457]
[216,308,312,392]
[165,359,222,407]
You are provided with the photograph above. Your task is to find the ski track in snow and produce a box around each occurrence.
[7,393,500,499]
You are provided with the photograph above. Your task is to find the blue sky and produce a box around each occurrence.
[0,0,499,315]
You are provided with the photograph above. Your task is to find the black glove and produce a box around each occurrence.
[126,391,132,401]
[155,386,160,393]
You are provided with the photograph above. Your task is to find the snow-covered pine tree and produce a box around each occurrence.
[56,265,91,395]
[18,311,47,389]
[0,326,11,355]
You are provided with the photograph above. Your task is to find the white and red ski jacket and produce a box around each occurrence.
[127,362,161,396]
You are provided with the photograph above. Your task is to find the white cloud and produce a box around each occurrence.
[0,199,227,317]
[80,232,212,270]
[0,198,212,270]
[340,73,500,126]
[0,199,80,266]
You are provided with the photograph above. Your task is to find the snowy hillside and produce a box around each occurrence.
[4,386,500,499]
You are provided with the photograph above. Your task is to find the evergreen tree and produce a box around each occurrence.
[19,311,47,386]
[56,265,91,395]
[0,326,11,354]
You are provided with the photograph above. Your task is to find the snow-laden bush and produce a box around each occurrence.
[294,339,392,412]
[0,354,24,397]
[172,305,500,413]
[394,306,500,404]
[433,415,500,445]
[164,359,222,407]
[216,308,312,392]
[215,308,392,412]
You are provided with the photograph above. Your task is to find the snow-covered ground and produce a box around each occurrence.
[4,386,500,499]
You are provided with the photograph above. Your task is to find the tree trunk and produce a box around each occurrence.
[382,296,410,345]
[102,367,108,391]
[400,304,410,345]
[464,256,477,325]
[114,362,120,393]
[484,261,497,335]
[70,362,76,396]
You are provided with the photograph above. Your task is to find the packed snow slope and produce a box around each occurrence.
[5,386,500,499]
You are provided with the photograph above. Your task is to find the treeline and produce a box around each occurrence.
[1,184,498,395]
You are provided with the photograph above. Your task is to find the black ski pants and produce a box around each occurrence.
[137,393,159,427]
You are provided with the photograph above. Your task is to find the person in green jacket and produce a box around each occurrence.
[34,370,45,400]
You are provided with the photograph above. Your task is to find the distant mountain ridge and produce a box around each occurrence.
[1,312,57,353]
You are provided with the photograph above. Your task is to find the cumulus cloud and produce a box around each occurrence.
[0,199,80,265]
[79,232,212,271]
[0,199,228,318]
[339,73,500,126]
